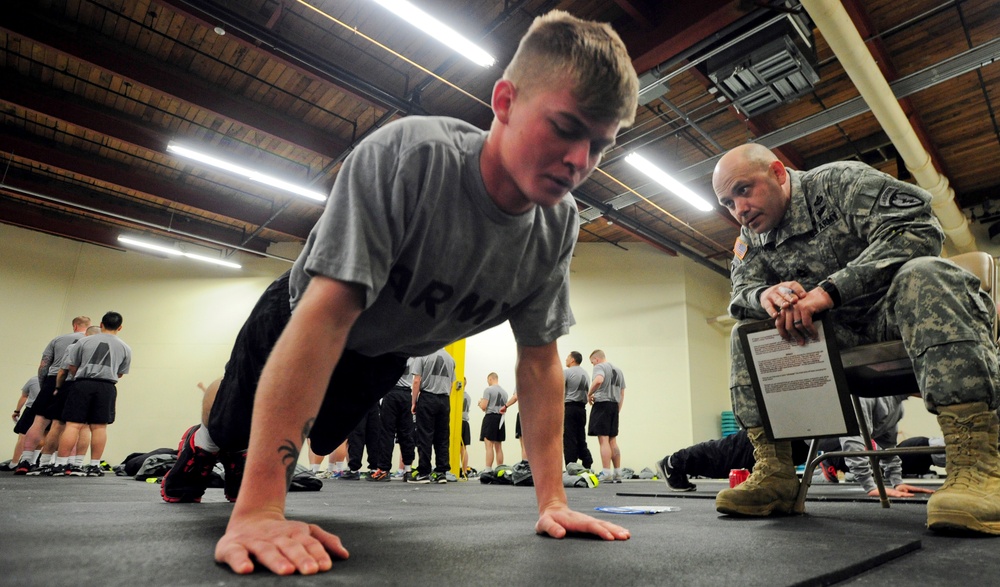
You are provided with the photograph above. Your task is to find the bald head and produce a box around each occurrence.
[713,143,791,234]
[713,144,778,192]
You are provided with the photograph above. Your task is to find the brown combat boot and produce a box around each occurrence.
[716,427,800,516]
[927,402,1000,535]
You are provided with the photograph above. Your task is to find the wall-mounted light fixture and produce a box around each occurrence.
[370,0,496,68]
[167,143,327,203]
[625,153,715,212]
[118,236,242,269]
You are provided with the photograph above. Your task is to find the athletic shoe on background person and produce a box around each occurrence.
[656,456,696,492]
[366,468,389,482]
[25,463,53,476]
[220,450,246,502]
[50,463,72,476]
[160,424,219,503]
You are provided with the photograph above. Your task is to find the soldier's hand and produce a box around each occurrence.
[760,282,806,318]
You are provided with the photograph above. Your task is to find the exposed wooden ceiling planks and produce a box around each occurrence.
[0,0,998,269]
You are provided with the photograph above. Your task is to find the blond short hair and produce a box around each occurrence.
[503,10,638,126]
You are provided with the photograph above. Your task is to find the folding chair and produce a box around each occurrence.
[794,251,998,510]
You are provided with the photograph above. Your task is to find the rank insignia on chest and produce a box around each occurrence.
[733,237,749,260]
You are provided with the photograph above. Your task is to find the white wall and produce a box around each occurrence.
[461,243,734,472]
[0,224,290,463]
[558,242,730,471]
[1,224,947,472]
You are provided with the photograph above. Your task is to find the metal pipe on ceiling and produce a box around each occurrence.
[0,182,297,264]
[572,189,730,278]
[169,0,424,116]
[802,0,976,253]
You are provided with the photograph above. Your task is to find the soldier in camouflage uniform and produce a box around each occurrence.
[712,143,1000,535]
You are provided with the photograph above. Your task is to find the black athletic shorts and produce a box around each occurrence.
[480,413,505,442]
[13,404,38,434]
[588,401,619,437]
[206,272,407,454]
[461,420,471,446]
[515,413,522,439]
[42,381,73,421]
[61,379,117,425]
[32,375,58,418]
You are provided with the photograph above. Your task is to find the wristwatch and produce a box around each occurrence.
[818,279,841,308]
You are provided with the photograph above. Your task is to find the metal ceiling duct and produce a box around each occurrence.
[703,9,820,117]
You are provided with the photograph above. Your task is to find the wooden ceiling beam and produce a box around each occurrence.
[612,0,657,30]
[154,0,418,115]
[840,0,951,178]
[619,0,748,74]
[0,195,125,251]
[0,6,349,160]
[0,71,172,156]
[0,71,312,246]
[0,132,316,240]
[0,167,271,254]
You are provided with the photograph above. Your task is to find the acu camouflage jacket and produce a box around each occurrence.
[728,161,944,321]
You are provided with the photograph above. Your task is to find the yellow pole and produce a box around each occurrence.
[445,339,466,479]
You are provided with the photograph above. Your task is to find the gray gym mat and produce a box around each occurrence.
[1,475,995,586]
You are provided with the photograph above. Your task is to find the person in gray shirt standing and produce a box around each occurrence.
[15,315,90,475]
[8,376,41,470]
[411,349,456,484]
[479,372,509,470]
[587,350,625,483]
[563,351,592,470]
[376,357,417,481]
[55,311,131,477]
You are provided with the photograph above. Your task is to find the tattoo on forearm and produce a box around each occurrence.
[279,418,314,489]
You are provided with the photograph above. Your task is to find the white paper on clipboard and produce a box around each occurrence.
[742,320,852,439]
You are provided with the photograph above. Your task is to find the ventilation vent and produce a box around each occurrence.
[702,11,819,118]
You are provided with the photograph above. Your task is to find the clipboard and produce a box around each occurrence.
[737,315,858,441]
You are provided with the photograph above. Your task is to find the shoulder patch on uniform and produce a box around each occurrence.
[733,236,748,260]
[877,186,923,209]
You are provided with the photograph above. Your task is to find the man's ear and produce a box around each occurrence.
[770,159,788,185]
[492,79,516,125]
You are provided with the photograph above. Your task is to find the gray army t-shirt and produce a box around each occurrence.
[592,362,625,404]
[481,384,509,415]
[21,377,41,409]
[42,333,83,377]
[289,116,578,358]
[563,365,590,403]
[412,349,455,396]
[67,333,131,382]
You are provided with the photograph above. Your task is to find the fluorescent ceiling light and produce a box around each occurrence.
[625,153,715,212]
[167,143,327,202]
[118,236,242,269]
[370,0,496,68]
